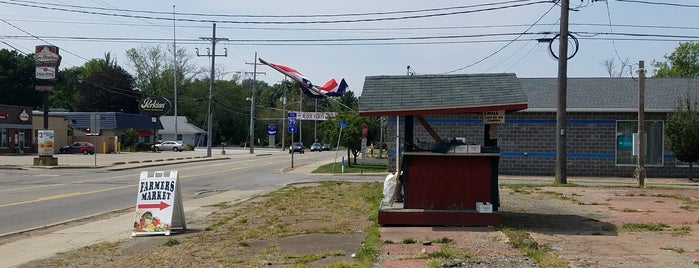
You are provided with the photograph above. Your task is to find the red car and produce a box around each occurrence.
[59,142,96,154]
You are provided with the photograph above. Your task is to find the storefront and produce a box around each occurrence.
[0,105,34,154]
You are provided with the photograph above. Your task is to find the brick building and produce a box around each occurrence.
[365,75,699,178]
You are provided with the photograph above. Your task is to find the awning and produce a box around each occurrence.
[138,130,153,136]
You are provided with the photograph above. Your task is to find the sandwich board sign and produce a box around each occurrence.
[132,171,186,236]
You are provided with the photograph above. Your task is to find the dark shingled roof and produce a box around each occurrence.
[359,73,528,116]
[521,77,699,112]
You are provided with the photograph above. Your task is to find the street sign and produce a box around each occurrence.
[337,121,348,128]
[288,120,296,127]
[287,112,297,118]
[289,126,297,133]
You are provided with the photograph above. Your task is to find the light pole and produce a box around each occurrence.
[248,53,258,154]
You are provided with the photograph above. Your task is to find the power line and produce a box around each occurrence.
[9,0,545,18]
[0,0,551,24]
[442,1,557,74]
[0,18,89,63]
[612,0,699,8]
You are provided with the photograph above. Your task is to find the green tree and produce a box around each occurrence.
[666,95,699,180]
[652,42,699,78]
[76,55,140,112]
[0,49,42,107]
[51,66,83,111]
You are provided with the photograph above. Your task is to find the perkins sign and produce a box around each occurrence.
[139,96,172,117]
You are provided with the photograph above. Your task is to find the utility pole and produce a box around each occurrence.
[637,60,646,187]
[197,23,228,157]
[244,52,266,154]
[556,0,570,184]
[173,5,178,142]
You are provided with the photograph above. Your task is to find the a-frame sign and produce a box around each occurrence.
[132,171,186,236]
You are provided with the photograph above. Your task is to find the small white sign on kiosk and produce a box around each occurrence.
[132,171,186,236]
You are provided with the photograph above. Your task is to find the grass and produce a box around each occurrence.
[312,162,388,174]
[501,228,569,268]
[621,223,669,232]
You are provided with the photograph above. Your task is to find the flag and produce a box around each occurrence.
[259,58,348,98]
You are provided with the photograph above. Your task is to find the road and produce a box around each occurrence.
[0,150,347,236]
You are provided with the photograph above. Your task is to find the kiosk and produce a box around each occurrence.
[359,74,528,226]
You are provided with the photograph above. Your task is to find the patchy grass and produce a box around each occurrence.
[313,162,388,174]
[501,228,569,268]
[660,247,686,254]
[25,181,384,268]
[425,244,472,268]
[621,223,669,232]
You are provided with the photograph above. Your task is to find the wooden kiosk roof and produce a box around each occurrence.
[359,73,528,116]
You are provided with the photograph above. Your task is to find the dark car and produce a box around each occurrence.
[310,143,322,152]
[289,142,304,154]
[59,142,96,155]
[322,144,331,151]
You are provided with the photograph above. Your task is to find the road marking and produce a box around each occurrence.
[0,158,292,208]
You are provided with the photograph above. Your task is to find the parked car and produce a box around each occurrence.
[152,141,186,152]
[59,142,95,155]
[322,144,331,151]
[289,142,304,154]
[310,143,322,152]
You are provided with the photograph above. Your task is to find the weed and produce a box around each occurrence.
[671,226,692,235]
[164,238,180,247]
[402,238,418,244]
[501,228,569,268]
[660,247,686,254]
[238,241,250,247]
[600,223,617,232]
[622,208,640,212]
[621,223,669,232]
[431,237,454,244]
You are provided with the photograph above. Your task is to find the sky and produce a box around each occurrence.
[1,0,698,96]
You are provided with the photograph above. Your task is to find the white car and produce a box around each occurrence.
[152,141,186,152]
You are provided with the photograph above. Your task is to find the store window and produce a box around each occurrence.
[1,128,8,148]
[616,120,664,166]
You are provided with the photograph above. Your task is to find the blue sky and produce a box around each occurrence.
[1,0,697,96]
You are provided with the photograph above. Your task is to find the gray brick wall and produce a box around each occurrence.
[383,112,698,178]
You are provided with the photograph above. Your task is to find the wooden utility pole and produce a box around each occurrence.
[556,0,570,184]
[197,23,228,157]
[638,60,646,187]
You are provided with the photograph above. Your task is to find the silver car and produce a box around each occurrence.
[152,141,186,152]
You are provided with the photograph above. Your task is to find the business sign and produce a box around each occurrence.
[132,171,186,236]
[37,129,55,156]
[139,96,172,117]
[617,136,632,150]
[483,110,505,124]
[34,45,61,81]
[267,124,277,135]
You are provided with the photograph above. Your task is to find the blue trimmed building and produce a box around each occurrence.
[367,76,699,178]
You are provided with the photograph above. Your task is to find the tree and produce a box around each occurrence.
[601,58,631,77]
[0,49,42,107]
[665,95,699,180]
[320,91,374,166]
[652,42,699,78]
[76,55,141,112]
[51,66,83,111]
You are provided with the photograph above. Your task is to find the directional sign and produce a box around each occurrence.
[289,126,297,133]
[288,120,297,127]
[137,201,171,211]
[267,124,277,135]
[287,112,297,118]
[337,121,349,128]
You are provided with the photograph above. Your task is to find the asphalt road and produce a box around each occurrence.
[0,150,342,236]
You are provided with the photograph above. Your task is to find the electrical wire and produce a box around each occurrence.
[442,1,557,74]
[0,18,89,64]
[612,0,699,8]
[0,0,551,24]
[9,0,545,18]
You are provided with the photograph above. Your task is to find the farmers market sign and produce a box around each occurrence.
[138,96,172,117]
[132,171,186,236]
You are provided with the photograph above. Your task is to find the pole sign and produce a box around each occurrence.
[132,171,186,236]
[267,124,277,135]
[288,112,297,133]
[362,123,368,138]
[337,121,348,128]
